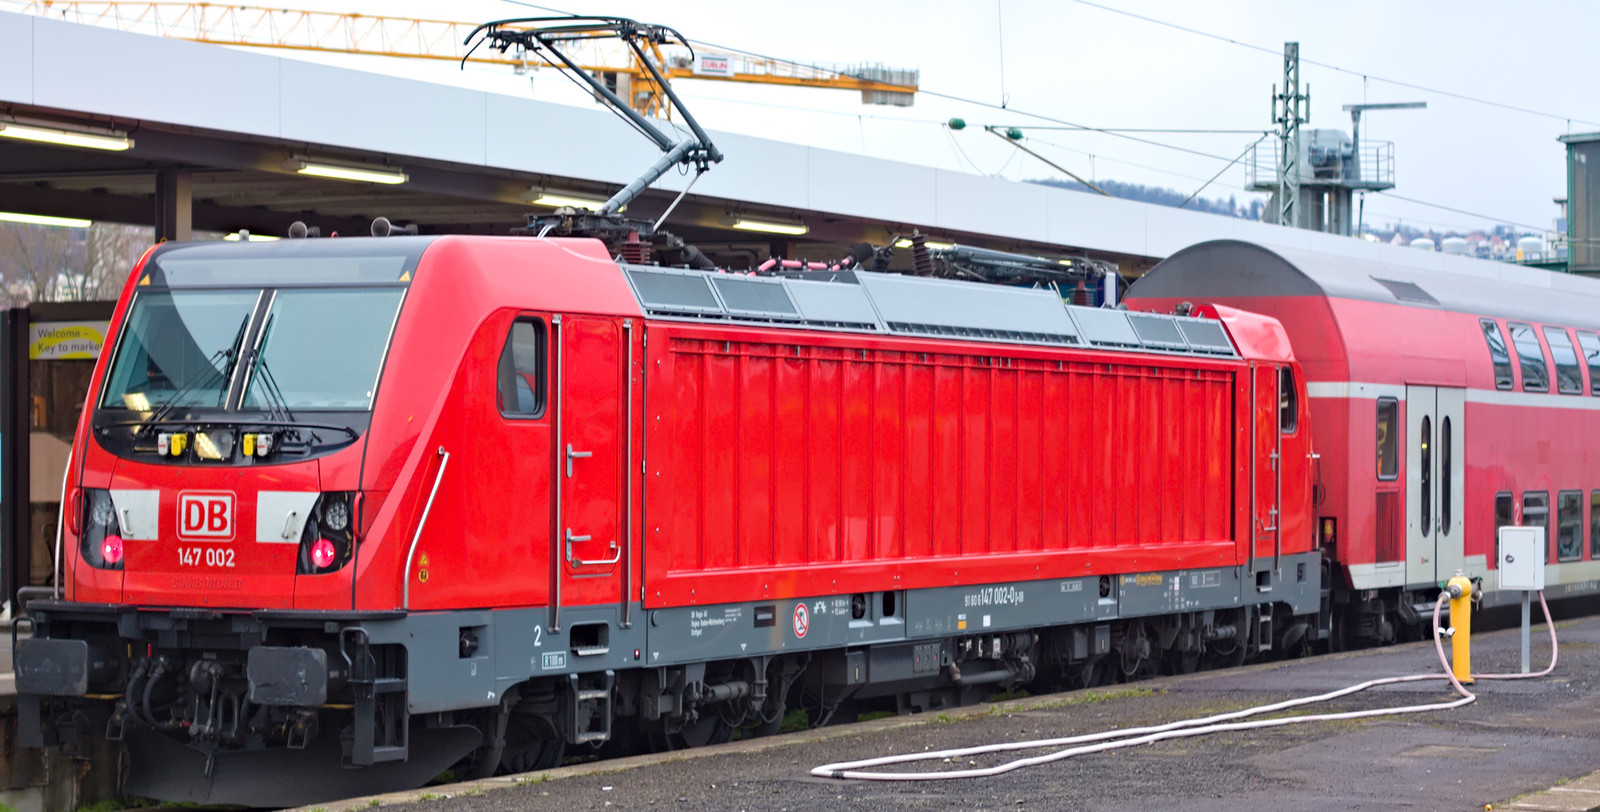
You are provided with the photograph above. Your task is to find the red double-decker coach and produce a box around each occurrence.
[1128,238,1600,645]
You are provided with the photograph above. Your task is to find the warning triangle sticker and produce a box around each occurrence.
[419,553,430,566]
[138,275,150,286]
[398,270,411,282]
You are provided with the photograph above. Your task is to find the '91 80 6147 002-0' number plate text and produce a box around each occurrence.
[178,547,235,567]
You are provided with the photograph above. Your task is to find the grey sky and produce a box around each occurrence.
[79,0,1600,235]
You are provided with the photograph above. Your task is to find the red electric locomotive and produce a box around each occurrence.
[15,232,1324,805]
[1127,238,1600,645]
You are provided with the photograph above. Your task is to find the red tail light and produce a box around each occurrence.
[102,535,125,565]
[310,538,337,569]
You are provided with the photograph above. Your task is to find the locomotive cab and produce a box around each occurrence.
[15,238,484,805]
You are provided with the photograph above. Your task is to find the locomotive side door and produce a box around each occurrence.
[1250,363,1281,571]
[1404,385,1465,587]
[552,314,626,631]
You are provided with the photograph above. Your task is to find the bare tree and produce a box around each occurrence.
[0,221,153,305]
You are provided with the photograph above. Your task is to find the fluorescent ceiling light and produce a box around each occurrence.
[524,188,609,211]
[286,158,407,185]
[728,217,808,236]
[224,232,279,241]
[0,119,132,151]
[0,211,92,228]
[894,238,954,249]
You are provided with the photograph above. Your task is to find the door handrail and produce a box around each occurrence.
[402,447,449,610]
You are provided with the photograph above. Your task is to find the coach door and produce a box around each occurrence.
[1404,386,1466,586]
[551,315,627,633]
[1250,363,1281,571]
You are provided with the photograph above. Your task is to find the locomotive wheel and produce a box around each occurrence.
[646,713,733,752]
[1164,647,1201,675]
[500,713,566,774]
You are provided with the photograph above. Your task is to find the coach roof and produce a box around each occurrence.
[1132,240,1600,330]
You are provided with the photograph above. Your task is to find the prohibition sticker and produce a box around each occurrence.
[793,603,810,638]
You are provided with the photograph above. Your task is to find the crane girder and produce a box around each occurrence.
[19,1,918,116]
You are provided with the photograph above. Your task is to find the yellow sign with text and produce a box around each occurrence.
[29,321,109,360]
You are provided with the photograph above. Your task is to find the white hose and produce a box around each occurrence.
[814,592,1558,781]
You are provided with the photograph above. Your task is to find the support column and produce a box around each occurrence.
[154,170,193,242]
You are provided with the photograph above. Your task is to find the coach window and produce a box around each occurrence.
[1578,331,1600,395]
[1543,327,1582,395]
[1419,416,1432,536]
[1507,322,1549,392]
[1558,490,1583,562]
[1440,416,1452,534]
[1523,491,1550,562]
[1278,367,1298,433]
[1376,398,1398,480]
[1480,319,1513,390]
[1495,492,1514,565]
[497,318,547,418]
[1591,490,1600,559]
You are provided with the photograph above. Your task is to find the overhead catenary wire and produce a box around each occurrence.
[815,592,1558,781]
[1180,133,1270,208]
[1063,0,1600,128]
[922,89,1256,165]
[987,127,1109,195]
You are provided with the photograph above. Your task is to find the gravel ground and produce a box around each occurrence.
[309,615,1600,812]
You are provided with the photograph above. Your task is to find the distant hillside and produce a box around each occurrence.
[1029,178,1266,221]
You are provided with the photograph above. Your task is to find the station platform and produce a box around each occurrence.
[292,614,1600,812]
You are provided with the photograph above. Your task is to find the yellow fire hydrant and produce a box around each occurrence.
[1445,571,1474,684]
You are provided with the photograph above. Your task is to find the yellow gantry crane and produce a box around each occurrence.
[18,2,919,117]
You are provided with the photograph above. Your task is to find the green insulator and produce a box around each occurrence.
[1005,127,1024,141]
[947,117,967,130]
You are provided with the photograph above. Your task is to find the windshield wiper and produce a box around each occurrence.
[243,314,297,424]
[253,353,297,424]
[138,347,233,434]
[138,313,250,433]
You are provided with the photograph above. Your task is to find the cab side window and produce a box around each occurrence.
[1507,322,1549,392]
[497,318,546,418]
[1278,367,1298,433]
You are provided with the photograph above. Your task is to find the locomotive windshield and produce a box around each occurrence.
[102,287,405,412]
[100,289,257,411]
[239,288,405,409]
[100,238,429,415]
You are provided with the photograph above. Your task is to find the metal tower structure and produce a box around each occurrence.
[1272,42,1308,230]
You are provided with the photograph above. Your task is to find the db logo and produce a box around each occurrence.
[178,492,234,540]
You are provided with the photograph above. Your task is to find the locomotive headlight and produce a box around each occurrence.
[90,490,117,528]
[194,430,234,461]
[81,489,123,570]
[297,492,358,575]
[323,499,351,532]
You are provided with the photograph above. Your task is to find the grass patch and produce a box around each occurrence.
[991,689,1032,701]
[856,710,896,723]
[73,801,125,812]
[778,708,811,733]
[996,687,1156,714]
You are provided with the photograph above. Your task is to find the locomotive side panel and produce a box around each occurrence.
[642,323,1242,608]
